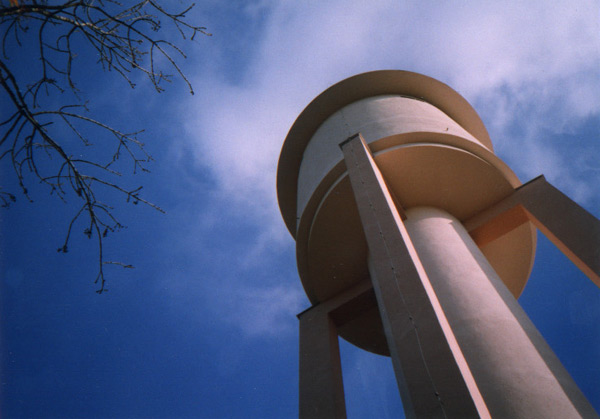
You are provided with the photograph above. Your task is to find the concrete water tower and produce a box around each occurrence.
[276,71,600,418]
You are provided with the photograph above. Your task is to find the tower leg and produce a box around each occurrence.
[298,305,346,419]
[341,134,486,418]
[341,133,597,419]
[466,175,600,287]
[519,177,600,285]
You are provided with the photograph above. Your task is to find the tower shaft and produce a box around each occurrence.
[404,206,591,418]
[343,134,593,418]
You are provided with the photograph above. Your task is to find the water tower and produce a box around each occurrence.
[276,71,599,418]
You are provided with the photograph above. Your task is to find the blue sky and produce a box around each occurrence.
[1,1,599,418]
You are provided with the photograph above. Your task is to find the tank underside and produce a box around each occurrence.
[296,141,535,355]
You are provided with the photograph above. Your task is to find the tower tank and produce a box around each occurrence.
[277,70,536,355]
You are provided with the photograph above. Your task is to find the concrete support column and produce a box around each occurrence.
[404,206,597,418]
[298,305,346,419]
[341,134,486,418]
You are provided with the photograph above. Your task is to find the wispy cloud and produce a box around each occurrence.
[188,0,598,215]
[227,285,305,337]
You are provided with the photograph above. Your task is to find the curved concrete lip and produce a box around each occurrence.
[277,70,492,237]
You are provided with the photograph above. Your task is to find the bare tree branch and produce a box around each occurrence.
[0,0,210,293]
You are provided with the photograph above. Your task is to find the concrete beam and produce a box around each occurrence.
[298,308,346,419]
[297,279,374,419]
[341,133,487,418]
[465,175,600,287]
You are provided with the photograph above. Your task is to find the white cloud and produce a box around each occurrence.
[186,0,599,220]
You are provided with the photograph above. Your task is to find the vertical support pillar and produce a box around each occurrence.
[298,305,346,419]
[340,134,487,418]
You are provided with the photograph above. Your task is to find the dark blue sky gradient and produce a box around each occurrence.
[1,2,599,418]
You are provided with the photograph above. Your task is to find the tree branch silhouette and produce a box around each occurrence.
[0,0,210,293]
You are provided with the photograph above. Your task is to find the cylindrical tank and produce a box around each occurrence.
[277,70,536,355]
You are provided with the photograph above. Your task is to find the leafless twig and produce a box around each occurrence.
[0,0,210,292]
